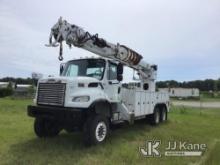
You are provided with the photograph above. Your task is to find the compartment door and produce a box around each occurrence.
[134,91,141,116]
[145,92,151,114]
[140,92,146,116]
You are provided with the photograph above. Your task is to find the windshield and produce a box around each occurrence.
[62,59,105,80]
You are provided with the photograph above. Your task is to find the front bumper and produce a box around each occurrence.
[27,105,87,125]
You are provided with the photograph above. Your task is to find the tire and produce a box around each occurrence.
[34,118,61,138]
[160,107,167,122]
[150,107,160,125]
[83,115,109,146]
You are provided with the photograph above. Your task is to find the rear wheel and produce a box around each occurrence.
[150,107,160,125]
[160,107,167,122]
[34,118,61,138]
[83,115,109,146]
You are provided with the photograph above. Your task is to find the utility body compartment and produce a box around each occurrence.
[121,88,169,117]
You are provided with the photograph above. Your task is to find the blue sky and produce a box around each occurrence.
[0,0,220,81]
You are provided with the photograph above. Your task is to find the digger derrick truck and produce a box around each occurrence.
[27,17,169,145]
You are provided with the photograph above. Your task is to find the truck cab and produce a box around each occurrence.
[60,57,122,103]
[35,58,122,107]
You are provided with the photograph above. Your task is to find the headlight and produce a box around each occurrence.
[72,96,90,102]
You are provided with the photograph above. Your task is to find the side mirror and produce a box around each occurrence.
[117,74,123,81]
[60,63,65,75]
[117,63,123,74]
[117,63,123,81]
[143,83,149,90]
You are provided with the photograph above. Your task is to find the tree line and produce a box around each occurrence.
[156,79,220,91]
[0,77,37,86]
[1,77,220,91]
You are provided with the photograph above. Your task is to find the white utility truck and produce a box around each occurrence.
[27,17,169,145]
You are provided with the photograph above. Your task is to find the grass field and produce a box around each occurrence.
[0,98,220,165]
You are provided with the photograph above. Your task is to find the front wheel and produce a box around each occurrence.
[83,115,109,146]
[34,118,61,138]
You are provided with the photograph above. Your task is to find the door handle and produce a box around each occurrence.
[108,81,119,85]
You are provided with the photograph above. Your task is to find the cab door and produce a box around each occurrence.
[104,61,120,102]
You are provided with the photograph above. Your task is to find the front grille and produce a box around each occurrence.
[37,83,66,106]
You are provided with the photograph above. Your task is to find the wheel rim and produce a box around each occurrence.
[95,121,107,142]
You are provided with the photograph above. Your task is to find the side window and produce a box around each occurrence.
[108,62,117,80]
[86,67,104,79]
[66,64,78,77]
